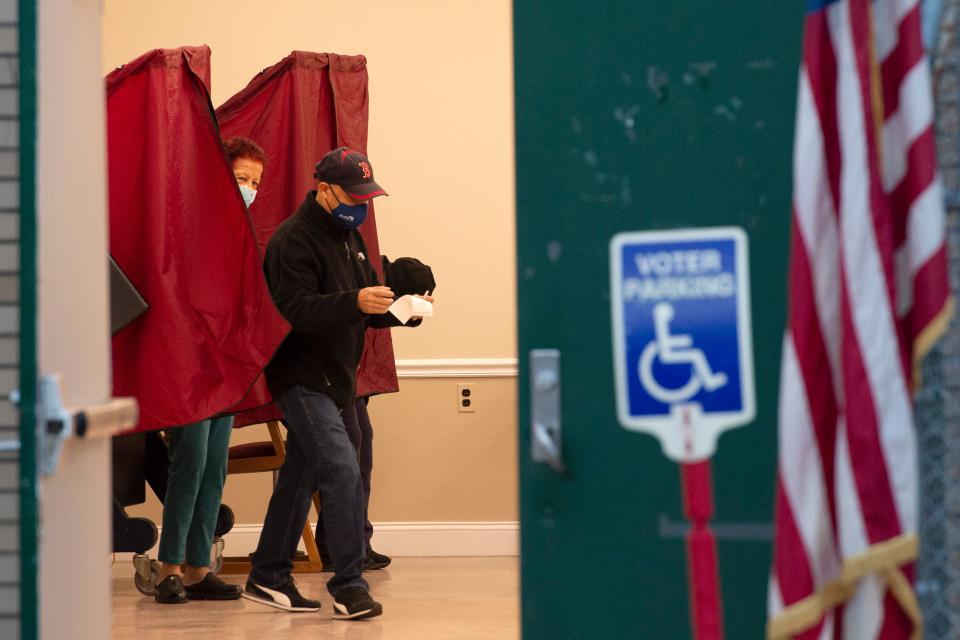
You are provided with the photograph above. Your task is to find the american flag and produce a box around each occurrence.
[768,0,952,638]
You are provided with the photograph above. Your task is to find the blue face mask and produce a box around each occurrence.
[329,189,368,229]
[239,185,257,208]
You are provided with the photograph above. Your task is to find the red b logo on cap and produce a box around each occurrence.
[359,161,372,179]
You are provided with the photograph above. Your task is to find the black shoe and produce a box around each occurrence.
[214,504,235,538]
[333,586,382,620]
[243,576,321,612]
[320,549,393,573]
[154,575,188,604]
[364,549,392,571]
[184,573,242,601]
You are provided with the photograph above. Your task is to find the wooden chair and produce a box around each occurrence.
[219,420,324,574]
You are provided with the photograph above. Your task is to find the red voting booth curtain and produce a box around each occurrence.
[217,51,399,426]
[107,46,291,432]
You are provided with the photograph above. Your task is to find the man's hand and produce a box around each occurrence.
[411,293,434,321]
[358,286,394,314]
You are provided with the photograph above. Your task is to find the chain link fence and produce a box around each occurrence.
[916,1,960,636]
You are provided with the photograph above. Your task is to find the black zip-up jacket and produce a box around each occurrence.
[263,191,403,408]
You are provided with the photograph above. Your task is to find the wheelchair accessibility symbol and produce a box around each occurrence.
[639,303,728,405]
[610,227,755,462]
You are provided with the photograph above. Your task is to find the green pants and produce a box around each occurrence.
[157,416,233,567]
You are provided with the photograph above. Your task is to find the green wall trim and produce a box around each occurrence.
[18,1,38,639]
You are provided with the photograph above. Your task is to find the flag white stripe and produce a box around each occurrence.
[836,416,871,557]
[873,0,901,62]
[843,574,886,639]
[896,179,947,315]
[874,0,919,62]
[779,335,842,588]
[836,416,882,640]
[794,70,844,395]
[820,617,836,640]
[768,574,784,617]
[882,61,935,192]
[906,179,947,273]
[893,0,918,22]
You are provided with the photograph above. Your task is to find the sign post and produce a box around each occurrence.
[610,227,755,640]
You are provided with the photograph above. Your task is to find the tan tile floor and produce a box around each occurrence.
[112,557,519,640]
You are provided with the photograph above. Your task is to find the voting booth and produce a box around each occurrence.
[107,46,289,433]
[217,51,399,427]
[105,47,398,586]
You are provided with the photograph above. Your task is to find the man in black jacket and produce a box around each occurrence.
[244,148,419,619]
[315,256,436,572]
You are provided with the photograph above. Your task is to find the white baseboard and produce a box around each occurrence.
[394,358,518,378]
[115,521,519,567]
[230,521,519,557]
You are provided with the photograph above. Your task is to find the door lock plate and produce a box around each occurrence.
[530,349,565,473]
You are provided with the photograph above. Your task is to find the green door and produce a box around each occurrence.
[514,2,803,637]
[6,1,38,638]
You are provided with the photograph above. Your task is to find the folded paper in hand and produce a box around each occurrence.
[388,295,434,324]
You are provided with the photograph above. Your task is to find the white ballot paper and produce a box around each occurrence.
[388,295,434,324]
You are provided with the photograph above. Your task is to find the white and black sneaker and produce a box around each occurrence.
[243,577,321,612]
[333,586,383,620]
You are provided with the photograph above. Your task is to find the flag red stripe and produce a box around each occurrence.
[805,12,843,216]
[878,589,915,639]
[907,245,950,336]
[839,270,903,544]
[851,0,911,381]
[842,0,907,546]
[889,126,936,249]
[880,4,923,121]
[773,481,824,640]
[788,218,840,531]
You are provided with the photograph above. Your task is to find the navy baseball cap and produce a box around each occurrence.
[313,147,387,201]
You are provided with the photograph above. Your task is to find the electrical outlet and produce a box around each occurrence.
[457,383,475,413]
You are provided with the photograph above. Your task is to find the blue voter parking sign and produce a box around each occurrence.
[610,227,755,462]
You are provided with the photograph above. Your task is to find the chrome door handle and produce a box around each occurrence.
[530,349,566,473]
[533,420,565,473]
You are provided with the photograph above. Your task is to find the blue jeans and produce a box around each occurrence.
[249,385,368,595]
[157,416,233,567]
[315,397,374,558]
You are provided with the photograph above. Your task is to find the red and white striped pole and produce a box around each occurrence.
[681,459,724,640]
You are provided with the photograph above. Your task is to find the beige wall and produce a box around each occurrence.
[103,1,519,528]
[102,0,516,359]
[131,377,517,525]
[40,1,112,638]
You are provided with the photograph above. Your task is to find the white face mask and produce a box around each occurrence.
[239,185,257,208]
